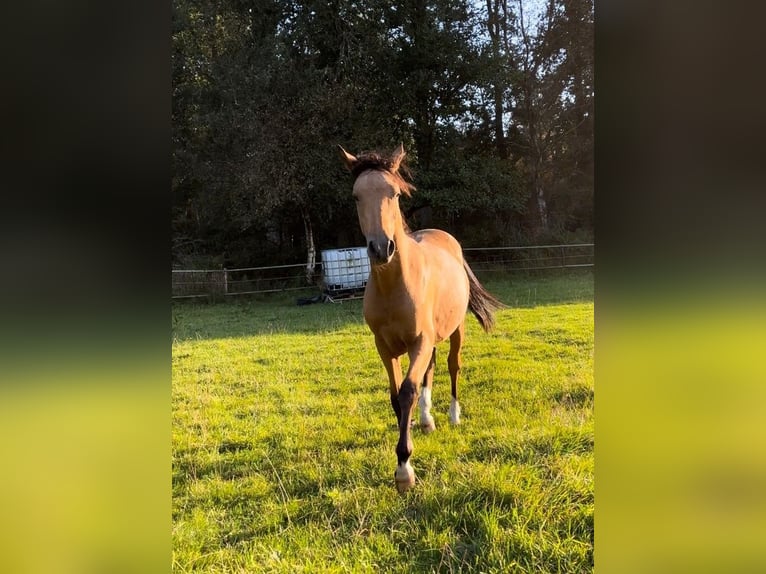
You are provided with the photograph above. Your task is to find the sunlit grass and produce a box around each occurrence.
[172,270,593,573]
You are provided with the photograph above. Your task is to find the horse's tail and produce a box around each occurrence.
[463,260,506,332]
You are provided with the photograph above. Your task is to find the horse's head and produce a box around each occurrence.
[339,144,414,266]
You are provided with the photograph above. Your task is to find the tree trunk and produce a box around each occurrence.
[525,161,549,237]
[536,179,549,232]
[486,0,508,159]
[532,137,549,233]
[301,206,315,284]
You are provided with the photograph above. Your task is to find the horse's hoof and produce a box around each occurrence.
[394,462,416,493]
[420,415,436,434]
[449,399,461,425]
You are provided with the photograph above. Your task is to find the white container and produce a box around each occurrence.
[321,247,370,291]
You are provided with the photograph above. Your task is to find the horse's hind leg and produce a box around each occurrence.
[448,322,465,425]
[418,348,437,433]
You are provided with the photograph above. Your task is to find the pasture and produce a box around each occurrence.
[172,270,594,573]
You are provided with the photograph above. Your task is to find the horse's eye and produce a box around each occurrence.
[352,195,359,202]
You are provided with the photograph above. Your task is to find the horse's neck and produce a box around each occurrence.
[371,228,418,295]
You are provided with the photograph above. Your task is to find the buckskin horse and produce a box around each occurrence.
[339,144,505,492]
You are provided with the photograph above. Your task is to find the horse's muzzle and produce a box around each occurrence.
[368,238,395,265]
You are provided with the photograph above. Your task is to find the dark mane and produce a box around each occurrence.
[350,152,416,197]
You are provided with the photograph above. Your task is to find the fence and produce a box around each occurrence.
[463,243,594,273]
[172,243,593,300]
[172,263,312,299]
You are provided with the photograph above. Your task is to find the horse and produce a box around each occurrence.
[339,144,505,492]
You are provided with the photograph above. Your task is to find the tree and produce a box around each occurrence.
[494,0,594,238]
[171,0,593,268]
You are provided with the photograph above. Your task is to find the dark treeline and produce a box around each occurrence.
[172,0,593,269]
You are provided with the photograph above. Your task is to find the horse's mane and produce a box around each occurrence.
[349,152,416,197]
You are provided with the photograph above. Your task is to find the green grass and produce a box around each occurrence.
[172,269,593,573]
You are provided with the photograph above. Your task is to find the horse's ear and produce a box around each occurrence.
[390,143,406,173]
[338,145,358,172]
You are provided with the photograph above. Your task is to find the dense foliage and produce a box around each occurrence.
[172,0,593,268]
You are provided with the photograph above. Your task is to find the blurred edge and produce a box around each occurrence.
[596,1,766,573]
[0,1,169,573]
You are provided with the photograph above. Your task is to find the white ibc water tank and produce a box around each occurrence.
[321,247,371,291]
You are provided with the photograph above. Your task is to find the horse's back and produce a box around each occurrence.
[410,229,464,263]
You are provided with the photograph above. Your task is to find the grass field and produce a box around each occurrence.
[172,269,594,573]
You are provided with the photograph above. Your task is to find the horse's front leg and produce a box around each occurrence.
[374,335,403,425]
[395,337,433,493]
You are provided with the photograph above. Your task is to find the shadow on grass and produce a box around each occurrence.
[172,294,367,340]
[483,268,594,310]
[172,269,593,342]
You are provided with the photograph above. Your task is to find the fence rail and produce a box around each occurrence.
[463,243,594,273]
[172,243,593,300]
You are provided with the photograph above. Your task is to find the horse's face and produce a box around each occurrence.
[353,170,401,266]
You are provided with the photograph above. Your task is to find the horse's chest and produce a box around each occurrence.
[364,297,420,350]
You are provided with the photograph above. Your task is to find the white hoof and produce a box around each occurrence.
[394,462,416,493]
[420,414,436,433]
[419,388,435,432]
[449,399,461,425]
